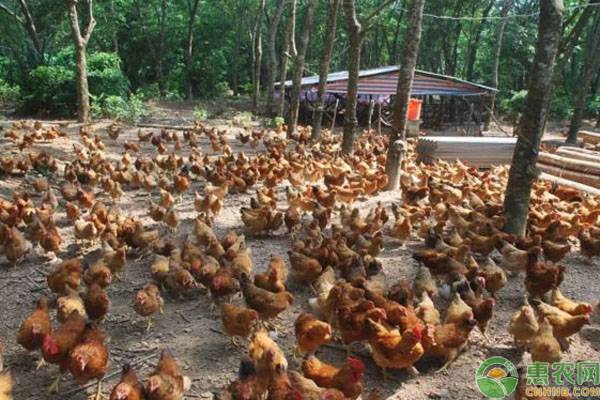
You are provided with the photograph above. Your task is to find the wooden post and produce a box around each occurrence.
[377,102,382,135]
[367,97,374,133]
[330,98,339,132]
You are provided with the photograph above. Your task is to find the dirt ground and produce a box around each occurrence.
[1,102,600,400]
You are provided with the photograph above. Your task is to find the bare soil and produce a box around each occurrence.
[1,102,599,400]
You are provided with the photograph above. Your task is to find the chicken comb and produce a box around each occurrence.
[346,357,365,373]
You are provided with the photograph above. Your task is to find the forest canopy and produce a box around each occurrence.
[0,0,598,124]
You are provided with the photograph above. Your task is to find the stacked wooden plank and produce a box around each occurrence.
[416,136,517,168]
[537,146,600,189]
[580,130,600,145]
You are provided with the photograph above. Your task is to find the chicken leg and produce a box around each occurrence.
[36,356,47,370]
[93,379,106,400]
[47,372,62,393]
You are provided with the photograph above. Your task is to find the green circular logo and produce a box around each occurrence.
[476,356,519,399]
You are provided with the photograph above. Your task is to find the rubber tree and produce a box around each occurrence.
[277,0,296,118]
[566,7,600,144]
[251,0,266,112]
[184,0,201,100]
[287,0,316,138]
[66,0,96,123]
[311,0,340,141]
[0,0,45,63]
[485,0,513,129]
[265,0,287,116]
[503,0,564,235]
[341,0,396,154]
[384,0,425,191]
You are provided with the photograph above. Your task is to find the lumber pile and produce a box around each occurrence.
[537,146,600,189]
[580,130,600,145]
[416,136,516,168]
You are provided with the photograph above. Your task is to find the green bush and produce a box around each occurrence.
[549,91,572,120]
[193,105,209,121]
[92,92,148,123]
[498,90,528,115]
[21,48,129,116]
[0,79,21,107]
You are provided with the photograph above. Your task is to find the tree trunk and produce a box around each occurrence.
[341,0,363,154]
[252,0,266,112]
[17,0,44,60]
[503,0,564,235]
[287,0,316,138]
[265,0,287,116]
[184,0,200,100]
[157,0,167,97]
[66,0,96,123]
[485,0,513,129]
[311,0,340,141]
[277,0,296,118]
[385,0,425,191]
[566,8,600,144]
[464,0,494,81]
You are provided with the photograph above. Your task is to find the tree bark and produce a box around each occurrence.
[566,8,600,144]
[464,0,494,81]
[252,0,266,112]
[341,0,364,154]
[184,0,200,100]
[265,0,287,115]
[503,0,564,235]
[0,0,44,62]
[385,0,425,191]
[311,0,340,141]
[66,0,96,123]
[485,0,513,129]
[341,0,396,154]
[287,0,316,138]
[277,0,296,118]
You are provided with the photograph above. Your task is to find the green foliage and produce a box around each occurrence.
[0,80,21,107]
[232,111,254,127]
[499,90,528,115]
[269,116,285,128]
[24,65,76,115]
[549,90,573,120]
[92,92,148,123]
[193,105,209,121]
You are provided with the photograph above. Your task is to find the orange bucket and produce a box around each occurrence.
[407,98,423,121]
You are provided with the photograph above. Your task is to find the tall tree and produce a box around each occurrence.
[251,0,266,112]
[0,0,44,62]
[486,0,513,129]
[265,0,287,115]
[65,0,96,123]
[277,0,296,118]
[341,0,396,154]
[463,0,494,81]
[311,0,340,141]
[287,0,316,138]
[385,0,425,191]
[503,0,564,235]
[184,0,201,100]
[566,7,600,144]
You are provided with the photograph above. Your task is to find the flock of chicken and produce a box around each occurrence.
[0,118,599,400]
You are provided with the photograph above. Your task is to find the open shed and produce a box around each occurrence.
[276,66,497,134]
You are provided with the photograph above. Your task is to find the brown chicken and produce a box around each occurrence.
[240,273,294,321]
[83,283,111,322]
[534,300,591,340]
[294,312,332,356]
[47,258,81,295]
[288,371,345,400]
[134,283,164,331]
[42,311,87,392]
[248,330,288,393]
[530,318,561,363]
[301,356,365,399]
[578,230,600,258]
[365,319,424,380]
[424,310,477,372]
[336,298,388,349]
[508,301,539,347]
[68,325,110,398]
[222,303,259,347]
[287,251,323,283]
[254,257,288,293]
[542,240,571,263]
[2,226,29,264]
[17,296,52,368]
[225,357,266,400]
[525,248,565,297]
[0,371,11,400]
[146,349,188,400]
[551,289,593,316]
[57,292,87,322]
[83,261,113,288]
[109,364,144,400]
